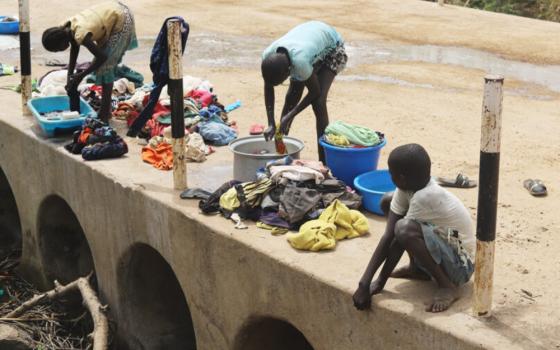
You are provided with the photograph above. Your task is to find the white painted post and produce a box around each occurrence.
[473,75,504,317]
[167,20,187,190]
[18,0,31,115]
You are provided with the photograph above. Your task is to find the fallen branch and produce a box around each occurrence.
[4,272,108,350]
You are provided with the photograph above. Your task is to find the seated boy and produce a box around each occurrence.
[353,144,475,312]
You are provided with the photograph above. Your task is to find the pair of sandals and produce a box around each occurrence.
[436,173,548,197]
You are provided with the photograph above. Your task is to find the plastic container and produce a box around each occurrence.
[27,96,97,137]
[0,16,19,34]
[319,136,386,188]
[229,136,304,182]
[354,169,396,215]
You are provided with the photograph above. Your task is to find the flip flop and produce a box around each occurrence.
[249,124,264,135]
[523,179,547,197]
[434,173,477,188]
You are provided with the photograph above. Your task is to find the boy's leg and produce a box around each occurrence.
[311,68,336,163]
[394,219,460,312]
[98,82,114,123]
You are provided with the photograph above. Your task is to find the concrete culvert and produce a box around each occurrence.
[117,244,197,350]
[0,167,22,259]
[234,317,314,350]
[37,195,96,287]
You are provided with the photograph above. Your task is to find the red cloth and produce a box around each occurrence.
[186,89,214,107]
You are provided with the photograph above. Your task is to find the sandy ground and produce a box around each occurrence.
[1,0,560,348]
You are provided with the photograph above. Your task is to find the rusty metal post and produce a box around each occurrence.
[167,19,187,190]
[18,0,31,115]
[473,75,503,317]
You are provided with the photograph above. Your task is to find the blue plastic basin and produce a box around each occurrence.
[0,16,19,34]
[354,169,396,215]
[319,136,386,188]
[27,96,97,137]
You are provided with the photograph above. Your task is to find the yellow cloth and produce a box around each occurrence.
[325,133,351,147]
[256,222,289,235]
[64,1,125,45]
[287,200,369,252]
[219,178,273,212]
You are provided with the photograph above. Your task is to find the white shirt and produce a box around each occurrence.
[390,179,475,258]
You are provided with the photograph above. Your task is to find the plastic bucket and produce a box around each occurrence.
[354,169,396,215]
[319,136,386,187]
[0,16,19,34]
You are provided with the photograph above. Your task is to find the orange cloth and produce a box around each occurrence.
[142,142,173,170]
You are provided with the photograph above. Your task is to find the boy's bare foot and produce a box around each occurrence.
[391,264,431,280]
[427,287,460,312]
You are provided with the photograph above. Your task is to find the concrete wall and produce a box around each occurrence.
[0,118,486,350]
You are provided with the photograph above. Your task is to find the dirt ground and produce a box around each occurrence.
[1,0,560,348]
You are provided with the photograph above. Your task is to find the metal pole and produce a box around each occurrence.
[18,0,31,115]
[167,20,187,190]
[473,75,503,317]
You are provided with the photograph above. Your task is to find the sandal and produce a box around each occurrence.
[434,173,477,188]
[523,179,547,197]
[249,124,264,135]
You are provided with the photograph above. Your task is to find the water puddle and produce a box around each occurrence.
[345,41,560,93]
[2,31,559,99]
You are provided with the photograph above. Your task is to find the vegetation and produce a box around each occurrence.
[432,0,560,22]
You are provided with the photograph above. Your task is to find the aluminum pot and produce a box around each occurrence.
[229,136,305,182]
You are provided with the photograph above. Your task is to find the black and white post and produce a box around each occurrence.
[167,19,187,190]
[473,75,504,316]
[18,0,31,115]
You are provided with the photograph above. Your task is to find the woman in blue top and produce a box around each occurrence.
[261,21,347,162]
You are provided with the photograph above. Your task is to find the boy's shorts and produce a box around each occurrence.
[414,222,474,286]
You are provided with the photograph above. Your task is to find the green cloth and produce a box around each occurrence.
[88,64,144,87]
[325,120,379,147]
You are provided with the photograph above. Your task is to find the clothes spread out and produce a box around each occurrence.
[189,156,365,251]
[390,179,475,261]
[324,120,381,147]
[64,117,128,160]
[286,199,369,252]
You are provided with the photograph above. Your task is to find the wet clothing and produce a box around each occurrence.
[65,117,128,160]
[263,21,345,81]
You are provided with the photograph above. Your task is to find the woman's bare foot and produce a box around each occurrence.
[426,287,460,312]
[391,264,431,280]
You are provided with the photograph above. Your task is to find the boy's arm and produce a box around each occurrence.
[66,34,107,91]
[263,83,275,141]
[278,73,321,134]
[67,41,80,85]
[353,210,403,310]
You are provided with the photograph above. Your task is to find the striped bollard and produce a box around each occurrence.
[473,75,504,316]
[18,0,31,115]
[167,19,187,190]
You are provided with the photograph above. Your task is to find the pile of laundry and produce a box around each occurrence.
[64,117,128,161]
[194,156,369,252]
[323,120,384,148]
[124,75,239,146]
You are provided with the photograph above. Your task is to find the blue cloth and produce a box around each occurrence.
[128,17,189,135]
[198,122,237,146]
[151,16,189,84]
[416,222,474,286]
[262,21,343,81]
[199,105,224,123]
